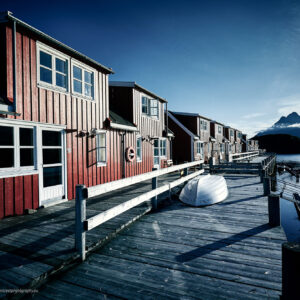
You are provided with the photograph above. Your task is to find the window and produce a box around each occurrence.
[72,64,94,99]
[0,125,35,171]
[220,143,225,153]
[218,126,222,134]
[141,96,159,118]
[160,139,166,157]
[196,142,204,157]
[96,132,106,166]
[230,130,234,137]
[200,120,207,130]
[136,136,142,161]
[37,43,68,91]
[229,144,232,152]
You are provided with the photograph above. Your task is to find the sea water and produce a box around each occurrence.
[277,155,300,241]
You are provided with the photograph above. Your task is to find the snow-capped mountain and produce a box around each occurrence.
[256,112,300,138]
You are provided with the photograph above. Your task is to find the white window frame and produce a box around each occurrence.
[0,123,37,176]
[218,126,222,134]
[36,42,69,93]
[71,60,95,100]
[159,138,167,158]
[141,94,159,119]
[136,135,142,162]
[96,130,107,167]
[196,141,204,157]
[200,120,207,131]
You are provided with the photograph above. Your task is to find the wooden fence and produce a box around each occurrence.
[230,151,260,162]
[75,160,204,260]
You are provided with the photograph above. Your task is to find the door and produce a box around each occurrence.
[153,138,160,169]
[39,128,66,205]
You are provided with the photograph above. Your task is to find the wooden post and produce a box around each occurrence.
[151,167,158,210]
[268,194,280,227]
[75,184,87,261]
[259,168,264,183]
[282,242,300,300]
[184,161,188,177]
[263,177,271,196]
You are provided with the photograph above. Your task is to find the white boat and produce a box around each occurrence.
[179,174,228,207]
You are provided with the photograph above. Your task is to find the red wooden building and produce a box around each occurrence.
[167,111,211,164]
[0,12,170,219]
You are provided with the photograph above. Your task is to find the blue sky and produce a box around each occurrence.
[4,0,300,137]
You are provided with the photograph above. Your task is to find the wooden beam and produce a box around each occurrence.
[87,160,204,199]
[85,169,204,231]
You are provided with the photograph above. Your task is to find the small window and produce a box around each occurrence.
[136,136,142,161]
[72,64,94,99]
[142,97,148,114]
[220,143,225,153]
[196,142,204,156]
[150,99,159,118]
[20,128,34,167]
[200,120,207,131]
[37,44,69,91]
[230,130,233,137]
[141,96,159,118]
[160,139,166,157]
[0,126,14,168]
[218,126,222,134]
[96,132,106,166]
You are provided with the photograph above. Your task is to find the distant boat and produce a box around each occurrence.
[179,174,228,206]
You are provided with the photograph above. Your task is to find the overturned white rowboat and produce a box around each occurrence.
[179,174,228,206]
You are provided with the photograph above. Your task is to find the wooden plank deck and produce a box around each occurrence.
[0,172,181,299]
[34,174,286,300]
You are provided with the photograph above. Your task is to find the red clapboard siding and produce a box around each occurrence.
[23,35,31,120]
[0,179,4,219]
[53,93,60,125]
[6,27,13,105]
[14,176,23,215]
[66,95,73,200]
[47,90,53,124]
[4,178,14,216]
[16,32,22,120]
[32,174,39,209]
[72,97,78,197]
[24,175,32,210]
[30,39,39,122]
[77,99,83,185]
[82,100,88,187]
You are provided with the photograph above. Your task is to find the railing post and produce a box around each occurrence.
[75,184,87,261]
[268,194,280,227]
[151,167,158,210]
[184,161,188,176]
[282,242,300,300]
[263,177,271,196]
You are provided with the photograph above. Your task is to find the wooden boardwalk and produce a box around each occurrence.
[0,173,180,299]
[33,174,286,300]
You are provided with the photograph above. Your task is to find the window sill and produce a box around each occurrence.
[0,169,39,179]
[37,82,69,95]
[97,163,107,167]
[72,91,95,101]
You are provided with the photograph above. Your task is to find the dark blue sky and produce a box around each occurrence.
[4,0,300,136]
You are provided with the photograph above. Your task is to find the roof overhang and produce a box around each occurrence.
[210,136,216,142]
[0,11,113,74]
[109,81,167,103]
[110,122,137,132]
[170,111,211,121]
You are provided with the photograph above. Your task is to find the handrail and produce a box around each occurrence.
[75,160,204,260]
[230,151,259,158]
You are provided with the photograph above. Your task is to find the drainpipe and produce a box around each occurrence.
[12,20,17,112]
[165,102,168,136]
[120,132,126,178]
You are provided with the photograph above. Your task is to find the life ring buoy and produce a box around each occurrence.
[125,146,136,162]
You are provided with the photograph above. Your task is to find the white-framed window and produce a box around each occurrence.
[196,142,204,157]
[72,61,95,100]
[218,126,222,134]
[96,131,107,166]
[136,135,142,162]
[229,144,232,152]
[220,143,225,153]
[230,130,234,137]
[141,96,159,119]
[37,43,69,92]
[160,139,166,157]
[0,124,36,172]
[200,120,207,130]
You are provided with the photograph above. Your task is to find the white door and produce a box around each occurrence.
[39,128,65,205]
[153,139,160,169]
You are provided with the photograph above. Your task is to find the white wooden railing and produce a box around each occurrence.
[230,151,260,162]
[75,160,204,260]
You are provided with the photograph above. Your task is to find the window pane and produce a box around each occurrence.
[40,67,52,84]
[0,126,13,146]
[154,157,159,165]
[56,58,67,74]
[154,149,159,156]
[73,66,82,80]
[98,148,106,163]
[98,133,106,146]
[84,83,92,97]
[20,149,34,167]
[40,51,52,68]
[56,73,67,88]
[43,166,62,187]
[20,128,33,146]
[42,131,61,146]
[0,149,14,168]
[43,149,62,164]
[84,71,93,84]
[154,139,159,147]
[74,79,82,94]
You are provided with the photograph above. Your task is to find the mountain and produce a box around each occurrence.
[255,112,300,139]
[253,112,300,154]
[274,112,300,127]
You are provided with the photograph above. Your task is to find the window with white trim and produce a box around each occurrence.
[196,142,204,157]
[220,143,225,153]
[72,63,95,99]
[96,132,106,166]
[0,125,35,171]
[200,120,207,130]
[136,136,142,161]
[37,43,69,91]
[160,139,166,157]
[141,96,159,119]
[230,130,234,137]
[218,126,222,134]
